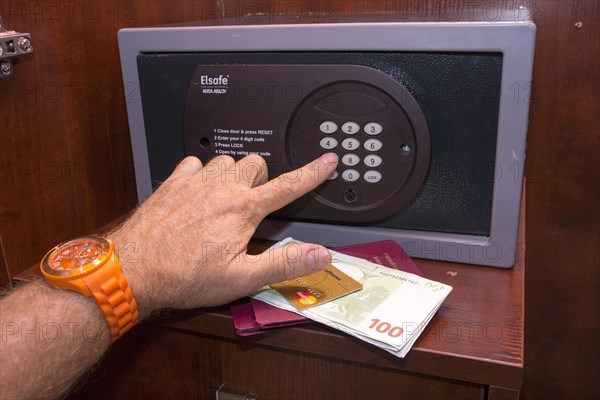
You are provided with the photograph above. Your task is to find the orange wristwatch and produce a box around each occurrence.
[40,236,139,341]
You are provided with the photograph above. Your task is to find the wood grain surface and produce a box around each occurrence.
[183,224,520,379]
[67,324,486,400]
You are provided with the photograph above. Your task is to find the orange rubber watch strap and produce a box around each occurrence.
[82,260,139,341]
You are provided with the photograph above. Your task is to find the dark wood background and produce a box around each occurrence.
[1,1,598,399]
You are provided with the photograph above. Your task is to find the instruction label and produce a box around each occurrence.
[212,128,274,158]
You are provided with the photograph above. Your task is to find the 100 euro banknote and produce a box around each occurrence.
[254,238,453,354]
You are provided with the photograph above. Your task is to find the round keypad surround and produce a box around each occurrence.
[286,78,430,221]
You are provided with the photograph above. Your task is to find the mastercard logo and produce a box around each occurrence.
[294,291,317,305]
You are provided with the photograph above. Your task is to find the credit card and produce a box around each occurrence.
[270,265,363,310]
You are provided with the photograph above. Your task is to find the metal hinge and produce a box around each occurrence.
[0,15,34,79]
[209,385,259,400]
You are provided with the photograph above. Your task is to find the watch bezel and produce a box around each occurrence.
[40,236,112,278]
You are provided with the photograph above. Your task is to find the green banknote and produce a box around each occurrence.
[253,238,453,357]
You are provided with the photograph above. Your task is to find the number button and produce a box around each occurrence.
[364,170,383,183]
[342,153,360,166]
[319,137,338,150]
[341,122,360,135]
[342,169,360,182]
[319,121,338,134]
[364,155,382,167]
[364,139,383,152]
[327,170,339,180]
[364,122,383,135]
[341,138,360,151]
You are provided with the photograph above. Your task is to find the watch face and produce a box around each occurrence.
[41,237,111,277]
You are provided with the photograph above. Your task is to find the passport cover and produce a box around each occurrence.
[231,301,263,337]
[251,298,308,328]
[232,240,424,335]
[335,240,424,278]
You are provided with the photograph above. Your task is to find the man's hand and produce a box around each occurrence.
[0,153,338,400]
[109,153,339,317]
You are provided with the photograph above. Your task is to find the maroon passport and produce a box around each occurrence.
[232,240,424,336]
[334,240,424,277]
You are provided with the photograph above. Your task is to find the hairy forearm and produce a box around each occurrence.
[0,153,337,398]
[0,279,111,400]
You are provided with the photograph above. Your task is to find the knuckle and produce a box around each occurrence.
[273,177,297,198]
[242,195,262,217]
[182,155,201,165]
[244,153,266,166]
[219,194,260,220]
[279,244,303,280]
[209,155,235,165]
[241,155,268,182]
[227,197,249,214]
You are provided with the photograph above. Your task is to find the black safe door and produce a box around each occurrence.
[137,51,502,235]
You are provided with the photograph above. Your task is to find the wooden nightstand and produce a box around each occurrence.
[62,206,524,400]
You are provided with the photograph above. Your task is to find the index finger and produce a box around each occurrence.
[252,153,339,216]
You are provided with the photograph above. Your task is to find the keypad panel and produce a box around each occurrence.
[324,122,386,184]
[286,79,430,216]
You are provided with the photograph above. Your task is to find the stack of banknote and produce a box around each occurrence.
[253,238,453,358]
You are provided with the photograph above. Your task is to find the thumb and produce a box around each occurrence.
[245,243,332,289]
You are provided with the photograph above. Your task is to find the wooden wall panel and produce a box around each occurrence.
[520,1,600,399]
[0,2,140,276]
[0,1,598,399]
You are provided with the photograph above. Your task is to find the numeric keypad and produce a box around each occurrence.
[320,121,384,184]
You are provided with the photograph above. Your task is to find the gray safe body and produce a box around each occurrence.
[118,13,536,267]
